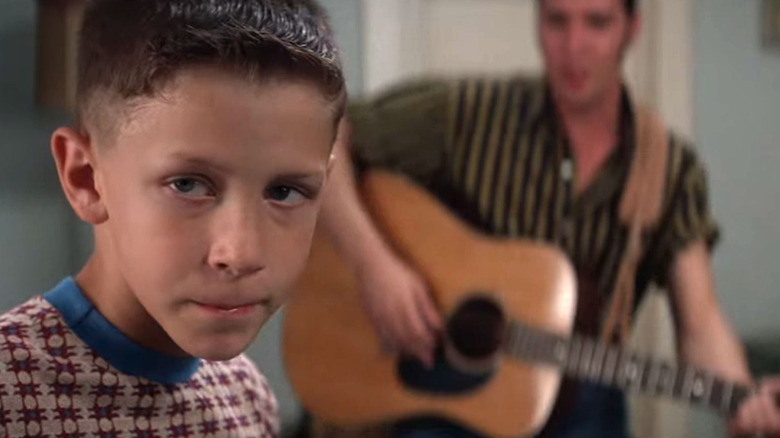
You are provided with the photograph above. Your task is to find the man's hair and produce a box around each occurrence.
[77,0,346,134]
[624,0,637,16]
[537,0,638,16]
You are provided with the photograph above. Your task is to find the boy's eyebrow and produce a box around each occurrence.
[271,172,327,190]
[166,153,327,182]
[273,171,325,180]
[166,153,231,174]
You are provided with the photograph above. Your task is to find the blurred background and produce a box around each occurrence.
[1,0,779,436]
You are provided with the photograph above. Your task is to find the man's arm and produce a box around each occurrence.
[317,80,452,367]
[669,241,780,436]
[318,119,441,367]
[669,241,751,383]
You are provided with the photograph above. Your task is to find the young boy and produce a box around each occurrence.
[0,0,345,436]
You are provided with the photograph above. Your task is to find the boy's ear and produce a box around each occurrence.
[51,127,108,225]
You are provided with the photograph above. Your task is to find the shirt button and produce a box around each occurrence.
[561,159,573,182]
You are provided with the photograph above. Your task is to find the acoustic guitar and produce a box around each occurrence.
[283,171,760,438]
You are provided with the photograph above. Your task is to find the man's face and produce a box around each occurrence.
[538,0,639,110]
[93,67,336,361]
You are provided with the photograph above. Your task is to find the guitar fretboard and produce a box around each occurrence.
[503,320,751,415]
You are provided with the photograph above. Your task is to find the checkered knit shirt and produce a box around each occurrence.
[0,278,279,437]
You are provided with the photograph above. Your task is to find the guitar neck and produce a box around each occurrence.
[503,320,751,415]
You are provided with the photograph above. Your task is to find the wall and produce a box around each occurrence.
[423,0,541,75]
[692,0,780,435]
[0,2,73,311]
[694,0,780,340]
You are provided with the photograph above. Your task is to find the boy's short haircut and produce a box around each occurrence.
[77,0,346,138]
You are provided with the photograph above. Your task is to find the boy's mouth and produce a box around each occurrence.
[191,300,263,317]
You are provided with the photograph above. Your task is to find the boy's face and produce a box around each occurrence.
[87,68,336,360]
[538,0,639,110]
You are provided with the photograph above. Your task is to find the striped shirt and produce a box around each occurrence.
[348,75,719,320]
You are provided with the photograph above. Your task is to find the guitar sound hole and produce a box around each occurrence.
[396,295,505,395]
[447,295,506,362]
[397,347,493,395]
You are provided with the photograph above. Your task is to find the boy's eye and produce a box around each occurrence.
[169,177,212,197]
[266,185,306,205]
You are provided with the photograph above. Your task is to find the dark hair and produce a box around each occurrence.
[538,0,638,17]
[77,0,346,132]
[624,0,637,16]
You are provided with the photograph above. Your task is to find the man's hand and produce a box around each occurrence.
[356,251,442,368]
[730,376,780,437]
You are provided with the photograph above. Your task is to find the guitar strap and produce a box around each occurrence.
[600,103,669,345]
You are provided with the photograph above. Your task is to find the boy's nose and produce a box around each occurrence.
[211,256,264,280]
[207,208,266,280]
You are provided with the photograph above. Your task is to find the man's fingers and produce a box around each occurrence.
[759,393,780,433]
[416,289,443,333]
[730,393,780,437]
[731,397,758,436]
[761,376,780,393]
[401,301,436,367]
[375,325,396,355]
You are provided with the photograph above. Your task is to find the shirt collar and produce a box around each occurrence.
[44,277,201,384]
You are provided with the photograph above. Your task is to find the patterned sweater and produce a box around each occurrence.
[0,278,278,437]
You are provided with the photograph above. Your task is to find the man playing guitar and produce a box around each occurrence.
[318,0,780,436]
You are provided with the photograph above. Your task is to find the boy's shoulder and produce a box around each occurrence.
[0,296,84,430]
[0,295,59,327]
[0,296,69,370]
[0,294,88,385]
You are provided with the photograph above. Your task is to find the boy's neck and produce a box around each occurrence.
[76,251,189,358]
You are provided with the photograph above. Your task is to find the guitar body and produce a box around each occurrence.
[283,172,578,438]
